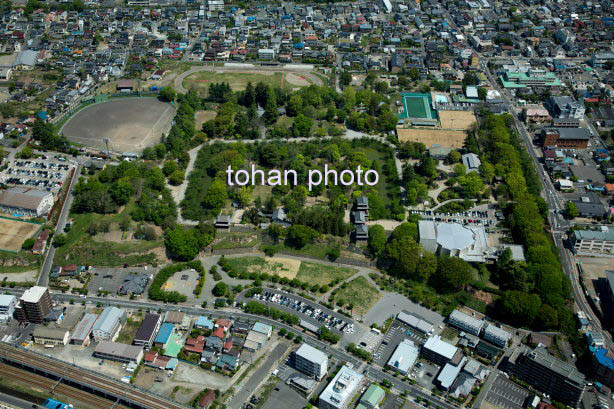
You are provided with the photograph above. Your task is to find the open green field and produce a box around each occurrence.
[334,276,381,315]
[212,231,261,250]
[225,256,357,286]
[54,206,163,267]
[183,71,296,92]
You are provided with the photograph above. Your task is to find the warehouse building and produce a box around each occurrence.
[448,309,484,336]
[134,313,162,348]
[0,186,54,216]
[422,335,461,366]
[294,343,328,380]
[92,306,125,342]
[397,310,434,334]
[33,327,70,346]
[319,364,364,409]
[357,384,386,409]
[164,311,190,331]
[482,324,511,348]
[387,339,419,375]
[508,346,585,407]
[94,341,144,363]
[71,313,98,346]
[154,323,175,349]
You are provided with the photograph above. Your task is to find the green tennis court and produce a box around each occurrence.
[400,93,437,120]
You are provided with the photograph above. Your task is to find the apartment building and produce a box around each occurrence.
[508,346,585,407]
[294,343,328,380]
[449,309,484,336]
[14,286,52,324]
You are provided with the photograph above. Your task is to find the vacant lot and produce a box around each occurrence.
[225,256,357,285]
[184,71,292,92]
[61,98,175,153]
[334,276,381,315]
[211,231,261,250]
[194,110,217,130]
[116,312,144,344]
[163,268,199,297]
[396,128,467,149]
[0,218,40,252]
[439,110,477,130]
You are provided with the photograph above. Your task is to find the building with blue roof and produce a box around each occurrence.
[155,323,175,348]
[195,316,214,329]
[44,398,71,409]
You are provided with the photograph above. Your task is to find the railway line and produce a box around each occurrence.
[0,363,131,409]
[0,344,189,409]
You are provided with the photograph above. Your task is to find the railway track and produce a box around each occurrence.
[0,344,188,409]
[0,363,132,409]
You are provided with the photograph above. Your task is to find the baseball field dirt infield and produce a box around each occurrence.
[60,98,176,153]
[0,217,40,252]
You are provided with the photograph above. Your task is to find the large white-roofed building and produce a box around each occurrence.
[397,310,434,334]
[387,339,419,375]
[294,343,328,380]
[422,335,461,366]
[319,364,364,409]
[418,221,493,262]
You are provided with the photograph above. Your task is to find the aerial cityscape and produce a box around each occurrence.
[0,0,613,408]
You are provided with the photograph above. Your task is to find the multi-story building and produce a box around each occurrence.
[14,286,52,324]
[0,294,17,321]
[319,364,364,409]
[571,228,614,255]
[92,306,125,342]
[508,346,585,407]
[449,310,484,336]
[387,339,419,375]
[541,127,590,149]
[294,343,328,380]
[589,346,614,389]
[546,96,585,120]
[133,313,162,348]
[422,335,461,366]
[482,324,511,348]
[499,69,562,88]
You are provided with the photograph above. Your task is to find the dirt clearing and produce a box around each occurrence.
[0,218,40,252]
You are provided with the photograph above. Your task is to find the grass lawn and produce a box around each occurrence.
[333,276,381,315]
[116,313,144,344]
[360,147,391,203]
[212,232,261,250]
[440,326,459,341]
[0,250,40,274]
[183,71,291,92]
[54,208,163,267]
[225,256,357,286]
[295,261,357,286]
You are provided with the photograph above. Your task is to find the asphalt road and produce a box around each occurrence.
[0,391,39,409]
[38,160,83,288]
[227,342,289,409]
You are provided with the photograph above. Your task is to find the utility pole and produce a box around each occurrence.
[104,137,110,160]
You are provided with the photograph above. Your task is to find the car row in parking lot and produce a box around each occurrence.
[3,177,62,190]
[252,291,354,334]
[13,160,71,171]
[6,168,66,180]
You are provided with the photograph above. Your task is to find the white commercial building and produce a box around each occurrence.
[294,343,328,380]
[92,306,125,342]
[448,309,484,336]
[319,364,364,409]
[0,186,54,216]
[571,227,614,255]
[422,335,460,366]
[387,339,419,375]
[0,294,16,322]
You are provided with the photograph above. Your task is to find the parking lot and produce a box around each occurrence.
[244,289,354,336]
[382,392,407,409]
[162,268,199,298]
[260,380,306,409]
[413,361,440,390]
[1,159,73,193]
[88,267,155,295]
[485,374,530,409]
[373,321,425,366]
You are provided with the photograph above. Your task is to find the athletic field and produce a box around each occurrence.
[0,217,40,252]
[400,93,437,120]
